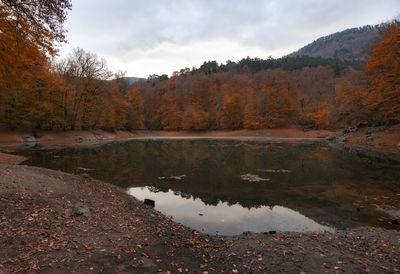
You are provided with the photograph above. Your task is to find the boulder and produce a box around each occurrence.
[20,133,36,142]
[144,199,155,207]
[75,136,84,143]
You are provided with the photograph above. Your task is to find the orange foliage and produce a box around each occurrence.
[1,1,397,132]
[365,23,400,121]
[335,68,369,126]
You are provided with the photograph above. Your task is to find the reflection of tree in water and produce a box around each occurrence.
[21,140,400,228]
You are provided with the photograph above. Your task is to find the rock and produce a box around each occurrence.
[357,121,369,128]
[366,136,374,141]
[94,134,104,140]
[73,203,90,216]
[144,199,155,207]
[397,144,400,150]
[365,127,381,135]
[240,173,270,182]
[325,135,336,141]
[75,136,84,143]
[326,132,340,141]
[264,231,276,235]
[390,219,399,225]
[81,173,91,180]
[20,133,36,142]
[85,136,96,142]
[19,142,38,150]
[258,169,291,173]
[158,175,186,180]
[77,167,88,173]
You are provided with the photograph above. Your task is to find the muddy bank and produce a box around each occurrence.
[0,130,139,151]
[0,152,27,164]
[0,128,329,152]
[326,124,400,163]
[0,162,399,273]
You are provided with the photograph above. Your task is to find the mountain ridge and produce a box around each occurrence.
[288,25,381,60]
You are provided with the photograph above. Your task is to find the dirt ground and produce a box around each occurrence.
[0,152,399,273]
[345,124,400,162]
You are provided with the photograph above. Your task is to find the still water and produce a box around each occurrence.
[20,140,400,235]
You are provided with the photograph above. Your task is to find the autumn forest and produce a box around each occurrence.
[0,1,399,132]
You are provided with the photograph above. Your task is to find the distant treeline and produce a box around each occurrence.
[148,56,359,81]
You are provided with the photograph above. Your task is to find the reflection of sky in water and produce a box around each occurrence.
[127,186,334,235]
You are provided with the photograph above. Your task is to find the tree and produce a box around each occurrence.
[365,23,400,122]
[0,0,72,54]
[126,89,144,130]
[308,102,331,129]
[55,48,113,130]
[221,95,244,129]
[182,103,209,131]
[243,90,264,129]
[335,68,368,126]
[0,0,71,129]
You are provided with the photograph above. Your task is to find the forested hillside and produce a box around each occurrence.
[0,1,398,132]
[288,25,381,60]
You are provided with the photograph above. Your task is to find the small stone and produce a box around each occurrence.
[391,219,399,225]
[264,230,276,235]
[77,167,88,173]
[81,173,91,180]
[73,203,90,216]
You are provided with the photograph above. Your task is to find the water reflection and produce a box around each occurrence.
[128,187,333,235]
[19,140,400,234]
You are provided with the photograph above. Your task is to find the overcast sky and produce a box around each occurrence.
[57,0,400,78]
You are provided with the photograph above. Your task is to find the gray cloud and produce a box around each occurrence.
[60,0,400,76]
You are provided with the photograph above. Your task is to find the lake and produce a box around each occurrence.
[19,140,400,235]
